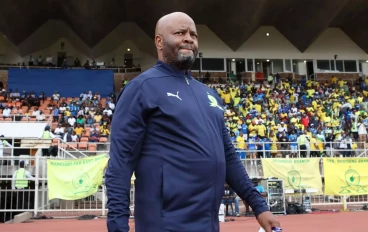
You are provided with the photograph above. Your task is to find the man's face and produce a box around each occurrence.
[160,18,198,70]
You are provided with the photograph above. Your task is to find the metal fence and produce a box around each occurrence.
[233,141,368,158]
[1,154,368,222]
[1,137,366,159]
[0,65,141,73]
[0,114,54,123]
[0,137,110,159]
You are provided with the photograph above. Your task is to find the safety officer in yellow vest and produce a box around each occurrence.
[42,126,55,139]
[297,131,309,158]
[42,126,55,156]
[12,160,35,190]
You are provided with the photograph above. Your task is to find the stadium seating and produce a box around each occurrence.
[218,75,368,159]
[0,89,114,155]
[2,74,368,159]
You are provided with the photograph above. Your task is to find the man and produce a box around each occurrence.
[42,126,55,156]
[12,160,35,209]
[222,183,240,217]
[12,160,35,190]
[244,179,268,216]
[106,12,280,232]
[0,135,12,164]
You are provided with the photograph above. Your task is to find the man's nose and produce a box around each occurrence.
[183,32,194,44]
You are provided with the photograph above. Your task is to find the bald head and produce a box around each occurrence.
[154,12,198,71]
[155,12,194,36]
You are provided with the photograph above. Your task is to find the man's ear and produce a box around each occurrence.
[155,35,163,50]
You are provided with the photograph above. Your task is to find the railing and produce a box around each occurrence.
[233,141,368,158]
[1,137,365,160]
[1,155,367,222]
[0,137,109,160]
[0,64,142,74]
[0,138,367,221]
[57,139,109,159]
[0,114,53,124]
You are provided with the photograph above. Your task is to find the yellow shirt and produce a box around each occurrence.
[290,118,298,124]
[94,115,102,122]
[310,137,317,150]
[236,136,245,149]
[230,88,238,99]
[256,124,266,137]
[290,95,295,102]
[233,97,241,107]
[248,124,257,136]
[307,89,315,97]
[347,99,356,108]
[100,128,110,136]
[324,116,331,123]
[271,136,278,151]
[255,104,262,113]
[74,127,84,135]
[223,93,231,104]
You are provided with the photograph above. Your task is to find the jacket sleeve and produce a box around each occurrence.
[222,123,270,217]
[105,81,148,232]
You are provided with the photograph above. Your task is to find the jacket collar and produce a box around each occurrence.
[154,60,192,79]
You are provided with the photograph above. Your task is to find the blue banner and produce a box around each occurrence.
[8,68,114,97]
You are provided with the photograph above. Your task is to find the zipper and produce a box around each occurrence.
[184,74,218,219]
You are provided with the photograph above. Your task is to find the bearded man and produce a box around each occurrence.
[106,12,280,232]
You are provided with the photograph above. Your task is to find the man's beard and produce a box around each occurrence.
[162,40,197,70]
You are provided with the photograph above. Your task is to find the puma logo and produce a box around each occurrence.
[167,91,182,101]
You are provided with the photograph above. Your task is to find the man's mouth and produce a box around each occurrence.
[179,47,193,51]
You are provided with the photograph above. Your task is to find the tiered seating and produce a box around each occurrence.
[1,95,111,152]
[0,97,53,122]
[51,126,108,151]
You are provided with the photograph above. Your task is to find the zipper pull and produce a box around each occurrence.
[185,77,190,85]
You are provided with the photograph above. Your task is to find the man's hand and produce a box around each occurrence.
[256,211,281,232]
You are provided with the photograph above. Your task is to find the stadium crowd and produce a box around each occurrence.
[212,75,368,161]
[0,89,116,143]
[1,75,368,160]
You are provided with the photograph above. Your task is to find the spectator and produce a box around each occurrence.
[100,125,110,138]
[89,130,100,142]
[74,124,84,138]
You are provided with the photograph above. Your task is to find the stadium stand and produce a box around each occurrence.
[218,74,368,160]
[1,70,368,159]
[0,69,116,222]
[0,68,116,157]
[0,68,368,223]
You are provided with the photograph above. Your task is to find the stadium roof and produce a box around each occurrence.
[1,0,368,53]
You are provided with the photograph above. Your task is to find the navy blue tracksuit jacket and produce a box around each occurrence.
[105,60,269,232]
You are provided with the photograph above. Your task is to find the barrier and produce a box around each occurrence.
[1,150,368,221]
[0,137,110,159]
[1,137,365,159]
[0,114,54,123]
[0,138,368,221]
[0,64,142,74]
[233,141,368,158]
